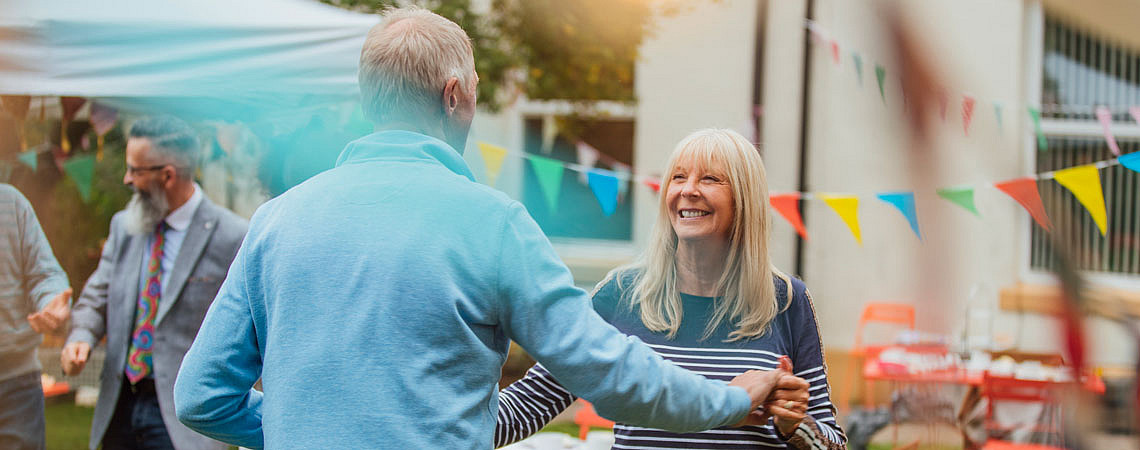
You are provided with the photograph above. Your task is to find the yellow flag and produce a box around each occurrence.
[1053,165,1108,235]
[477,142,508,187]
[820,194,862,245]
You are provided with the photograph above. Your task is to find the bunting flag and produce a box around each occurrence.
[1027,107,1047,151]
[59,97,86,154]
[2,96,30,150]
[476,142,508,187]
[576,141,600,183]
[587,169,620,216]
[1053,165,1108,235]
[770,193,808,239]
[936,186,980,216]
[1130,107,1140,126]
[830,40,840,64]
[1095,107,1121,156]
[63,155,96,203]
[874,65,887,103]
[961,95,976,136]
[1120,152,1140,173]
[995,177,1051,231]
[820,194,861,245]
[527,155,565,211]
[89,102,118,161]
[541,118,558,155]
[993,102,1004,133]
[641,175,661,193]
[17,151,37,172]
[851,52,864,86]
[876,191,921,239]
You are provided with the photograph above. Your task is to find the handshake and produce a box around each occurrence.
[727,356,810,434]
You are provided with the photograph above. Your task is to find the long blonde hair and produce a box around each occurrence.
[607,128,791,342]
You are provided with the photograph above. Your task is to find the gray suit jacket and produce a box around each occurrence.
[68,196,247,450]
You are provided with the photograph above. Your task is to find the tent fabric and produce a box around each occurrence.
[0,0,377,120]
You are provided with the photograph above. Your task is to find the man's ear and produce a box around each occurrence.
[162,166,178,188]
[442,76,461,116]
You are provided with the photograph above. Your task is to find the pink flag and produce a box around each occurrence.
[961,95,976,136]
[576,141,600,183]
[1095,107,1121,156]
[1130,107,1140,126]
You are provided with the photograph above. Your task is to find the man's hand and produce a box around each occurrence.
[27,288,72,333]
[61,341,91,376]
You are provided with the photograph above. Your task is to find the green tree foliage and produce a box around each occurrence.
[320,0,697,108]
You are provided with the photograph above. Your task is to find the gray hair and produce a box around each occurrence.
[359,6,476,124]
[128,115,201,179]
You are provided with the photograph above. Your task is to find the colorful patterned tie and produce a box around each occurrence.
[126,222,164,383]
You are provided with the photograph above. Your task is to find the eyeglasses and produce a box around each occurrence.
[126,164,169,176]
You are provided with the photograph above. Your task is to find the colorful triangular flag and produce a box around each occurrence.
[476,142,508,187]
[527,155,565,211]
[995,177,1051,231]
[874,65,886,104]
[820,194,861,245]
[1053,165,1108,235]
[769,193,808,239]
[89,102,118,162]
[962,95,976,136]
[1120,152,1140,173]
[1095,107,1121,156]
[936,186,980,216]
[587,169,619,216]
[1130,107,1140,126]
[641,175,661,193]
[1027,107,1047,151]
[17,151,37,172]
[576,141,600,184]
[63,155,96,203]
[830,40,840,64]
[876,191,921,239]
[851,52,864,86]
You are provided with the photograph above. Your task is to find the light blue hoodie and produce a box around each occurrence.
[174,131,751,449]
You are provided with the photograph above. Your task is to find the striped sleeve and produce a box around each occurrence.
[781,284,847,449]
[494,363,577,448]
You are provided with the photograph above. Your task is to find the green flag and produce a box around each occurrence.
[937,186,980,216]
[527,155,564,211]
[64,155,96,203]
[875,64,886,103]
[1027,107,1047,150]
[17,151,37,172]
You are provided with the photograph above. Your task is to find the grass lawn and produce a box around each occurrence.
[44,399,93,450]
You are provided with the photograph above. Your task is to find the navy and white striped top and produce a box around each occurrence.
[495,273,846,449]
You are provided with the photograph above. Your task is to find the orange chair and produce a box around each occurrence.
[839,302,916,411]
[573,400,615,440]
[980,373,1065,449]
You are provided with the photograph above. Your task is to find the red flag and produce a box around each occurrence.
[641,176,661,193]
[830,40,840,64]
[995,177,1052,231]
[961,95,976,136]
[770,193,808,239]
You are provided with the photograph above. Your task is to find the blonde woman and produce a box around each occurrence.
[494,129,846,449]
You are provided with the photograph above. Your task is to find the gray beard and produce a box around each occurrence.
[124,187,170,235]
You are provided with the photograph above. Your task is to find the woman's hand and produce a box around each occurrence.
[765,356,810,436]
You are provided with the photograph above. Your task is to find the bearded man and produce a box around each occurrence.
[62,115,247,450]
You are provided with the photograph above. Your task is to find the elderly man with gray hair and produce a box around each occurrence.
[63,115,247,450]
[175,6,787,449]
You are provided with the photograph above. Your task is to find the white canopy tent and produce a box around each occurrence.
[0,0,377,120]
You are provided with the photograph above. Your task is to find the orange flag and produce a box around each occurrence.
[995,177,1052,231]
[770,193,808,240]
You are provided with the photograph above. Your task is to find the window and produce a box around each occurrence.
[521,116,635,241]
[1030,15,1140,277]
